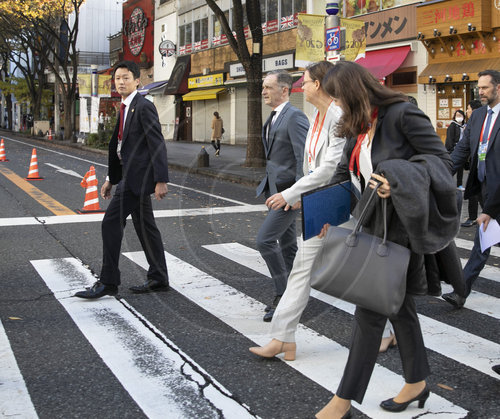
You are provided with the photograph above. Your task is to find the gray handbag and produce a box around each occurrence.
[311,184,410,317]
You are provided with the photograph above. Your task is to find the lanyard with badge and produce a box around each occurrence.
[307,111,327,174]
[478,116,492,162]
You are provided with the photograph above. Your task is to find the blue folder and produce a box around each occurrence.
[301,181,351,241]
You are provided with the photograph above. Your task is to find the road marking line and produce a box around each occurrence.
[0,166,75,216]
[203,242,500,378]
[0,204,267,227]
[30,258,254,419]
[0,320,38,418]
[456,237,500,258]
[125,250,467,418]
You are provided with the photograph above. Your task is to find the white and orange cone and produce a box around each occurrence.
[0,139,8,162]
[77,166,104,213]
[47,129,53,140]
[25,148,43,180]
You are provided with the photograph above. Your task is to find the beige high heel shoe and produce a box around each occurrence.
[249,338,296,361]
[379,332,397,353]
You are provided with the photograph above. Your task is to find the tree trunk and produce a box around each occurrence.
[6,93,12,130]
[244,76,265,167]
[63,93,74,141]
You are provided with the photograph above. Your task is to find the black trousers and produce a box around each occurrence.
[336,294,430,404]
[100,182,168,286]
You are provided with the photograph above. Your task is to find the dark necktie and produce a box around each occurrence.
[265,110,276,142]
[477,108,493,182]
[118,103,126,141]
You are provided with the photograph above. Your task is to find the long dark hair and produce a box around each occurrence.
[323,61,407,138]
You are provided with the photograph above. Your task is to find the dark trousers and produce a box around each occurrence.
[463,182,489,296]
[336,294,430,404]
[456,167,464,187]
[256,207,298,296]
[467,194,480,220]
[211,139,221,151]
[100,182,168,286]
[425,241,465,297]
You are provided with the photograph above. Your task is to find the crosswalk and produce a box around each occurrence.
[2,236,500,418]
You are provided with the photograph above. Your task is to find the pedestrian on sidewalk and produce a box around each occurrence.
[75,60,170,299]
[445,109,466,189]
[461,99,483,227]
[255,70,309,322]
[211,111,223,156]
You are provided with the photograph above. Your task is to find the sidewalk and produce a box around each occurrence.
[0,129,265,187]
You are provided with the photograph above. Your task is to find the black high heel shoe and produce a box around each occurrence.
[380,386,430,412]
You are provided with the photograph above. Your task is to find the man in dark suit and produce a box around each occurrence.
[443,69,500,308]
[256,70,309,321]
[75,61,170,299]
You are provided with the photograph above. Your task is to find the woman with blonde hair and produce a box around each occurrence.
[249,60,345,360]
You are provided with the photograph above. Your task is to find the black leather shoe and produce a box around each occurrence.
[74,281,118,299]
[129,279,169,294]
[492,365,500,375]
[461,218,477,227]
[380,386,430,412]
[442,292,466,308]
[263,295,281,322]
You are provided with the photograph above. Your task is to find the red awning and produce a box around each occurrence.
[355,46,411,80]
[291,74,304,93]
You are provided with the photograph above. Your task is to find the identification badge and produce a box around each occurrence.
[478,141,488,161]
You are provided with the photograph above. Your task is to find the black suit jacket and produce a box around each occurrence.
[332,101,452,187]
[451,105,500,221]
[108,92,169,196]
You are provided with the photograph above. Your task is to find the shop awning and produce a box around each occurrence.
[355,46,411,80]
[163,55,191,95]
[291,74,304,93]
[182,88,226,101]
[418,58,500,84]
[138,80,168,95]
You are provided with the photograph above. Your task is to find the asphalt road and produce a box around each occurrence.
[0,134,499,419]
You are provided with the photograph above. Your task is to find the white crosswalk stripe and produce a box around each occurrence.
[124,251,467,418]
[203,242,500,379]
[4,234,500,418]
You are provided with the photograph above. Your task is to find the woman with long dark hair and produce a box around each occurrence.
[315,61,457,418]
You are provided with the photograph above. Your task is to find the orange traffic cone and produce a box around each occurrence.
[47,129,53,140]
[25,148,43,180]
[0,139,8,162]
[77,166,104,213]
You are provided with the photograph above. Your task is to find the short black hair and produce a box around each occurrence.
[267,70,293,93]
[113,60,140,79]
[478,69,500,86]
[468,99,482,110]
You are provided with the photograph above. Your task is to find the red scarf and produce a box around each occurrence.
[349,107,378,177]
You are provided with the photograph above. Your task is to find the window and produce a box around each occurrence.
[295,0,306,13]
[281,0,293,17]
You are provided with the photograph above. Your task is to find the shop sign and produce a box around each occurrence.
[188,73,224,88]
[229,54,294,77]
[125,7,148,56]
[159,40,176,57]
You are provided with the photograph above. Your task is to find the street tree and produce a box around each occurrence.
[205,0,265,167]
[0,0,86,140]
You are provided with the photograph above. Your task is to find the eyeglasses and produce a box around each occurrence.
[301,80,314,87]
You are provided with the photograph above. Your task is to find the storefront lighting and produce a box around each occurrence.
[417,32,425,40]
[433,28,441,37]
[467,23,476,32]
[493,35,498,42]
[431,47,435,54]
[440,47,444,52]
[471,43,475,49]
[450,45,454,51]
[449,26,457,34]
[428,76,436,84]
[444,75,452,82]
[462,73,469,81]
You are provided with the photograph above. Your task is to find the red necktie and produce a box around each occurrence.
[118,103,126,141]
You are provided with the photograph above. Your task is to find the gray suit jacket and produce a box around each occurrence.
[256,102,309,197]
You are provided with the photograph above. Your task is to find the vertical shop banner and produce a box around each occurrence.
[295,14,325,68]
[340,18,367,61]
[90,97,100,134]
[98,75,112,97]
[78,74,92,97]
[80,97,90,133]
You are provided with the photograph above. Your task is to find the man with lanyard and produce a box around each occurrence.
[443,69,500,308]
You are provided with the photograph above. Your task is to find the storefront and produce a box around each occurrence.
[416,0,500,141]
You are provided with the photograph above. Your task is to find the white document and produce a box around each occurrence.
[479,219,500,252]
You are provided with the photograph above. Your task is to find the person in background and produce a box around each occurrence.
[249,61,345,359]
[461,99,483,227]
[315,61,457,419]
[445,109,466,190]
[211,111,223,156]
[255,70,309,322]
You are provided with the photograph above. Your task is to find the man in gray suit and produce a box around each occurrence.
[256,70,309,322]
